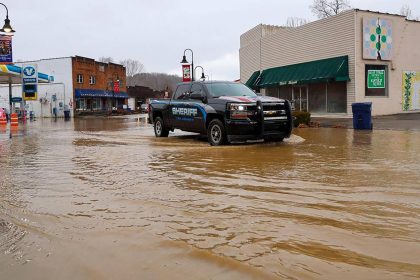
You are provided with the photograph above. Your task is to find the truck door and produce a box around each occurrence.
[170,84,192,131]
[187,83,207,133]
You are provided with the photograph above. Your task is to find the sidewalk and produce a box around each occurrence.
[312,112,420,131]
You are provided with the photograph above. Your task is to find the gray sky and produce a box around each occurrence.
[6,0,420,80]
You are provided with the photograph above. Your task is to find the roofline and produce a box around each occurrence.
[354,8,406,18]
[14,56,72,63]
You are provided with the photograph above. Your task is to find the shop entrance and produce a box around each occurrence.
[292,86,308,112]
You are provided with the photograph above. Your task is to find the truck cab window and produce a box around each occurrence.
[190,83,203,95]
[174,84,191,100]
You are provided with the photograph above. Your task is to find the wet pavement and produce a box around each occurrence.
[313,112,420,131]
[1,118,420,279]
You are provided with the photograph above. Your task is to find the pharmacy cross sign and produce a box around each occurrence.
[367,70,385,89]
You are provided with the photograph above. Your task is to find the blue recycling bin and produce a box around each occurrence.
[64,110,71,120]
[352,102,372,130]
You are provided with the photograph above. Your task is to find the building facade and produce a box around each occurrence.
[72,56,127,115]
[0,56,127,118]
[127,85,169,111]
[240,9,420,116]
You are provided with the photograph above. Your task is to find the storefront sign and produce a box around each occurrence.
[11,97,22,102]
[0,35,12,64]
[367,70,385,88]
[363,18,393,61]
[23,84,38,101]
[402,71,420,111]
[22,64,38,84]
[182,64,191,82]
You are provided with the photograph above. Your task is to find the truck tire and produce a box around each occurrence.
[207,119,226,146]
[154,117,169,137]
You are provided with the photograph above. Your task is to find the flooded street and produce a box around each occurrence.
[1,118,420,279]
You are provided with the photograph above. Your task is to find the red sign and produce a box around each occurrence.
[113,81,120,93]
[182,64,191,82]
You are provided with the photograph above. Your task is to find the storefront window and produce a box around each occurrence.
[76,99,86,110]
[365,64,388,97]
[327,82,347,113]
[308,84,326,113]
[92,98,102,110]
[266,86,293,100]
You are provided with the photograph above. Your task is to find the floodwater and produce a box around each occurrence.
[0,118,419,280]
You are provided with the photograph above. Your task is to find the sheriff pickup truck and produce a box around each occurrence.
[149,81,293,146]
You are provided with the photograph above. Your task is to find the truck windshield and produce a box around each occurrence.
[205,83,257,98]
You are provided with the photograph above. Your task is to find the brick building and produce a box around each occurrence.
[73,56,127,115]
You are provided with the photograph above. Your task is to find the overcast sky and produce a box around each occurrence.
[6,0,420,80]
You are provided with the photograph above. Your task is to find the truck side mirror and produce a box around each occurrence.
[190,92,206,103]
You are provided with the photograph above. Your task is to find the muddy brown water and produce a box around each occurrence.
[1,118,419,280]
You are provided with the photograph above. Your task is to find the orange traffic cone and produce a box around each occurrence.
[0,115,6,126]
[10,113,18,127]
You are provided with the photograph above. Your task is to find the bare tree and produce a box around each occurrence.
[400,4,419,20]
[128,73,181,92]
[400,4,412,19]
[98,56,114,63]
[120,59,145,77]
[286,17,309,27]
[310,0,351,19]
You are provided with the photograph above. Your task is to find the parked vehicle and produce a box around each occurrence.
[140,103,149,113]
[149,81,293,146]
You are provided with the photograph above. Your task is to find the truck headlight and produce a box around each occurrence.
[229,103,247,111]
[229,103,249,120]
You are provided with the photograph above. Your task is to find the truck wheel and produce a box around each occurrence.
[154,117,169,137]
[207,119,226,146]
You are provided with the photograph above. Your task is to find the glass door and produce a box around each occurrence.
[292,86,308,111]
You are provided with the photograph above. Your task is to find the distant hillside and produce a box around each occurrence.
[127,73,182,92]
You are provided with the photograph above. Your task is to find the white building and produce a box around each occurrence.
[0,57,72,118]
[240,9,420,116]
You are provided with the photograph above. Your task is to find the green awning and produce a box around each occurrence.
[245,70,260,89]
[256,56,350,88]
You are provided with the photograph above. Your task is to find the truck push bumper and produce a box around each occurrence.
[225,119,291,143]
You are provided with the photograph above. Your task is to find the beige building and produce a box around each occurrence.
[240,9,420,116]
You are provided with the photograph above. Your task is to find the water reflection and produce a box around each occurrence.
[0,119,419,279]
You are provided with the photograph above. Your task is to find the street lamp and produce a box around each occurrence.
[181,49,194,81]
[0,3,15,33]
[194,66,205,81]
[0,3,15,121]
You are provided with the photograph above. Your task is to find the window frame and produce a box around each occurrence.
[89,75,96,85]
[365,64,389,97]
[77,74,84,84]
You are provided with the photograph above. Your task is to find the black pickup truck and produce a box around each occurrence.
[149,81,293,146]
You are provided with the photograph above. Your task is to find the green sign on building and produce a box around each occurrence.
[367,70,386,89]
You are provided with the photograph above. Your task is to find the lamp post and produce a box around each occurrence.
[0,3,15,33]
[194,66,206,81]
[180,49,194,81]
[0,3,15,119]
